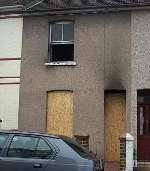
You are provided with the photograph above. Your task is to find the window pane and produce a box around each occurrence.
[51,44,74,61]
[36,139,52,159]
[140,107,144,135]
[7,136,38,158]
[62,138,90,158]
[63,23,74,41]
[0,134,8,154]
[51,24,62,42]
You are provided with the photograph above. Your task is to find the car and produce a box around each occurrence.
[0,130,102,171]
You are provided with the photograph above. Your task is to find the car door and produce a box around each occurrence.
[0,134,53,171]
[45,137,84,171]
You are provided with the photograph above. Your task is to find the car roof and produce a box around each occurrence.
[0,129,59,139]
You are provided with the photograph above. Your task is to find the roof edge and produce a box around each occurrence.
[0,5,23,14]
[22,5,150,16]
[1,4,150,16]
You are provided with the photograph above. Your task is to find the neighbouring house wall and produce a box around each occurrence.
[0,17,23,129]
[0,84,20,129]
[130,10,150,154]
[0,60,21,77]
[19,14,105,157]
[0,18,23,58]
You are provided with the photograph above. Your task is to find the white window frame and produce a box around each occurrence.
[47,21,75,65]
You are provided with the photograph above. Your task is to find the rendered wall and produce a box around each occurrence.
[19,12,131,158]
[104,12,132,134]
[19,14,105,157]
[104,12,131,90]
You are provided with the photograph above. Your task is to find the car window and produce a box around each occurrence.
[7,136,39,158]
[61,137,91,158]
[46,137,90,159]
[65,142,89,157]
[35,138,53,159]
[0,134,8,154]
[7,135,57,160]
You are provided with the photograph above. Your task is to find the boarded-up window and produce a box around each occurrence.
[47,91,73,137]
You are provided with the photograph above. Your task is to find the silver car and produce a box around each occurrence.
[0,130,102,171]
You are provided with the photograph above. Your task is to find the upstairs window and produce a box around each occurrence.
[49,21,74,62]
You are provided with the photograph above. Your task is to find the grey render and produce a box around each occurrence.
[19,11,131,158]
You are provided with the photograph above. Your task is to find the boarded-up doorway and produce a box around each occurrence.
[105,92,126,164]
[47,91,73,137]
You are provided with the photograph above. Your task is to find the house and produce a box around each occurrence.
[1,0,150,170]
[0,3,23,130]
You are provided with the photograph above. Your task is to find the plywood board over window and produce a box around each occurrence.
[47,91,73,137]
[105,92,126,162]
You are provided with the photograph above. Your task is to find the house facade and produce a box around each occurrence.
[1,0,150,170]
[19,12,129,168]
[0,5,23,130]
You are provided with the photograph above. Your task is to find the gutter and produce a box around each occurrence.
[1,3,150,16]
[0,5,23,10]
[0,5,23,14]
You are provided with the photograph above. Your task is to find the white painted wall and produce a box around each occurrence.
[0,17,23,129]
[0,18,23,58]
[0,84,20,129]
[0,60,21,77]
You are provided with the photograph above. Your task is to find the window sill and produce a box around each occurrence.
[44,61,76,66]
